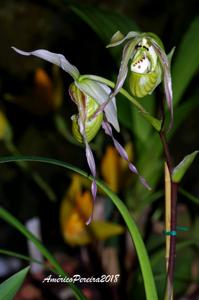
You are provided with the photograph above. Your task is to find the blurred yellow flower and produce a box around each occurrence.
[34,66,63,111]
[101,147,120,192]
[101,143,134,193]
[60,175,124,246]
[4,67,63,114]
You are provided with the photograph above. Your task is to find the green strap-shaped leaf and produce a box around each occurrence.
[179,188,199,205]
[172,151,199,183]
[0,206,87,300]
[0,249,44,266]
[70,4,138,46]
[172,17,199,105]
[0,155,158,300]
[0,266,29,300]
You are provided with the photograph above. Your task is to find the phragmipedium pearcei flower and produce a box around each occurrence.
[95,31,174,128]
[12,47,150,223]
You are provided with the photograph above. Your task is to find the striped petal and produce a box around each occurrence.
[150,40,173,129]
[76,79,120,132]
[110,37,141,100]
[12,47,80,80]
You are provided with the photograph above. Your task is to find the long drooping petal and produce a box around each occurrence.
[75,79,120,132]
[102,121,151,190]
[150,40,173,128]
[84,141,97,225]
[12,47,80,80]
[77,114,97,225]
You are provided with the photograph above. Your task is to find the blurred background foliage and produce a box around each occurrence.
[0,0,199,299]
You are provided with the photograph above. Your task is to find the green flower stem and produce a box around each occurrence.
[80,74,162,131]
[0,155,158,300]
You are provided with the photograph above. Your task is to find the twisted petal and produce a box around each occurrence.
[85,143,97,225]
[78,116,97,225]
[89,39,141,116]
[107,31,140,48]
[150,40,173,129]
[12,47,80,80]
[102,121,151,190]
[110,38,141,100]
[76,79,120,132]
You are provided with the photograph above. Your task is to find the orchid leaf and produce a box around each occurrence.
[70,4,139,47]
[172,151,199,183]
[0,155,158,300]
[141,110,162,132]
[170,89,199,135]
[172,17,199,105]
[0,249,43,266]
[0,206,87,300]
[117,94,134,130]
[179,188,199,205]
[130,94,155,144]
[0,266,29,300]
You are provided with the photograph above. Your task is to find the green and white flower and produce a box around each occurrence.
[12,46,150,223]
[106,31,174,128]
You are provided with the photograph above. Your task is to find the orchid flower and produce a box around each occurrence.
[97,31,174,129]
[12,47,150,223]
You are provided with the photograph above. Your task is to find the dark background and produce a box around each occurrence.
[0,1,198,299]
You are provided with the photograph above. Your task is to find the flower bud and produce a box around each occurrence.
[129,38,162,97]
[69,83,103,143]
